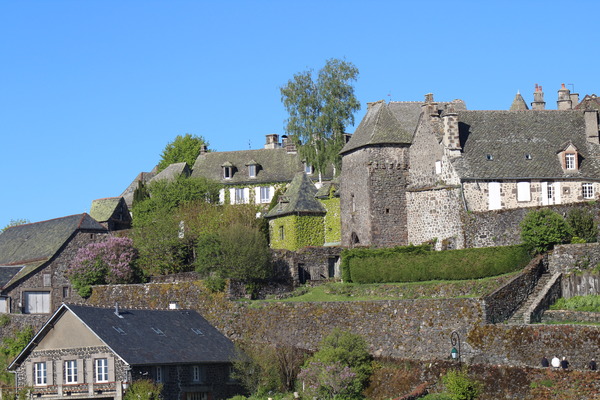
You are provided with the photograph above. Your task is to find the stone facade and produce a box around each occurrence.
[4,231,108,314]
[272,246,342,284]
[340,146,409,247]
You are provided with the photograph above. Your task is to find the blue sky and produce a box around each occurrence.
[1,0,598,227]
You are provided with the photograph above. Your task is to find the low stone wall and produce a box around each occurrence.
[482,255,545,323]
[543,310,600,324]
[529,273,562,323]
[272,246,343,284]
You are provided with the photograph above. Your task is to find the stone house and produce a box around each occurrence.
[0,214,108,314]
[89,197,132,231]
[340,84,600,249]
[9,303,242,400]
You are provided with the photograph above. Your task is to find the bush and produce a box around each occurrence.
[343,245,530,284]
[67,236,138,297]
[123,380,162,400]
[566,208,598,243]
[520,209,572,254]
[441,367,482,400]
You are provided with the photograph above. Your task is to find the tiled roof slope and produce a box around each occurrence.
[451,110,600,179]
[191,148,331,184]
[148,162,191,184]
[90,197,124,222]
[264,172,326,218]
[341,99,467,154]
[67,304,236,365]
[0,214,107,266]
[575,94,600,110]
[0,266,24,287]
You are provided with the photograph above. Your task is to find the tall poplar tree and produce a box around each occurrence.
[280,58,360,178]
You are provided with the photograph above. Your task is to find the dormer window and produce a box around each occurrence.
[558,142,579,171]
[486,154,493,161]
[304,162,314,174]
[246,160,260,178]
[221,162,234,179]
[565,153,576,170]
[525,154,532,160]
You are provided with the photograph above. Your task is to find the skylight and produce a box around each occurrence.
[112,326,126,335]
[151,327,166,336]
[191,328,204,335]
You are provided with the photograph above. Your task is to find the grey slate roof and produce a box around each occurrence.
[510,92,529,111]
[191,148,330,184]
[10,304,237,369]
[90,197,126,222]
[0,214,107,266]
[0,266,24,287]
[451,110,600,180]
[0,214,108,288]
[264,172,326,218]
[341,99,467,154]
[575,94,600,110]
[148,162,191,184]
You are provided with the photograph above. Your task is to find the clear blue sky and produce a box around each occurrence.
[1,0,598,227]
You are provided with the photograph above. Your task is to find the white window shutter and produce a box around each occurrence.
[229,188,236,204]
[554,182,562,204]
[244,188,250,204]
[541,182,549,205]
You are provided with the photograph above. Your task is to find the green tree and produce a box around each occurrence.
[520,209,572,254]
[281,58,360,178]
[566,208,598,243]
[298,329,372,399]
[123,380,162,400]
[0,326,34,386]
[157,133,208,172]
[1,219,30,232]
[441,367,483,400]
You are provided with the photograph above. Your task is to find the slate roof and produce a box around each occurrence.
[341,99,467,154]
[10,304,237,369]
[575,94,600,110]
[264,172,326,218]
[191,148,330,184]
[451,110,600,180]
[510,92,529,111]
[90,197,126,222]
[0,266,24,287]
[148,162,191,184]
[0,214,108,288]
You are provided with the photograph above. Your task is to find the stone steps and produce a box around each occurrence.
[506,273,553,325]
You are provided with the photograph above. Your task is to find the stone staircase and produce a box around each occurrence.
[506,272,554,325]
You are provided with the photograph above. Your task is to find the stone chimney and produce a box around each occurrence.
[281,135,297,153]
[264,134,280,149]
[442,104,461,157]
[532,84,546,110]
[585,109,600,144]
[199,144,208,155]
[557,83,573,110]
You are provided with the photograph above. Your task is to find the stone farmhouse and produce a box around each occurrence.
[340,84,600,249]
[9,303,242,400]
[0,214,108,314]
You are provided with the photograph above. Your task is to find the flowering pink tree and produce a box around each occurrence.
[67,236,137,297]
[297,361,357,399]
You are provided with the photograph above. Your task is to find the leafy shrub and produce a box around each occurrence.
[550,295,600,312]
[566,208,598,243]
[343,245,530,284]
[0,326,34,385]
[204,275,226,293]
[123,379,162,400]
[441,367,482,400]
[67,236,138,297]
[520,209,572,254]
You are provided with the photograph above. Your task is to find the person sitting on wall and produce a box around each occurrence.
[561,356,570,370]
[541,356,549,368]
[588,358,597,371]
[551,356,561,369]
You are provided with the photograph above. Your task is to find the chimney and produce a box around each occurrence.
[114,303,123,318]
[199,144,208,155]
[557,83,573,110]
[264,134,280,149]
[585,109,600,144]
[442,104,461,157]
[281,135,297,153]
[532,84,546,110]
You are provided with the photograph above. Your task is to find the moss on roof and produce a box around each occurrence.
[264,172,326,218]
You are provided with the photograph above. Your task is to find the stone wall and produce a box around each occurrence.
[549,242,600,274]
[272,247,343,284]
[81,283,600,370]
[543,310,600,323]
[482,255,546,323]
[562,273,600,298]
[407,187,464,250]
[463,202,600,249]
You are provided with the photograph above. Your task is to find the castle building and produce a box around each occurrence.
[340,84,600,249]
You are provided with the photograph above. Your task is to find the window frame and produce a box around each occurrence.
[259,186,270,203]
[95,358,109,383]
[565,153,576,170]
[64,360,77,384]
[583,183,594,199]
[192,365,205,383]
[279,225,285,241]
[155,366,163,383]
[223,166,233,179]
[235,188,246,204]
[248,164,257,178]
[34,362,47,386]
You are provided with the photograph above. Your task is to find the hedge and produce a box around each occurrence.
[341,244,531,283]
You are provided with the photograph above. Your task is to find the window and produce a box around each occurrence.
[583,183,594,199]
[95,359,108,383]
[547,184,554,202]
[62,286,69,298]
[259,186,270,203]
[279,226,284,241]
[192,366,205,383]
[517,182,531,202]
[24,291,50,314]
[223,166,233,179]
[304,162,313,174]
[65,360,77,384]
[235,188,246,204]
[186,393,208,400]
[248,164,257,178]
[435,160,442,174]
[34,362,47,386]
[155,366,163,383]
[565,153,576,170]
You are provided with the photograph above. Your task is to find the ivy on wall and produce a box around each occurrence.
[269,215,324,251]
[321,197,341,244]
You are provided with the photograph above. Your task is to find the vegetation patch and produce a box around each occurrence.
[550,295,600,312]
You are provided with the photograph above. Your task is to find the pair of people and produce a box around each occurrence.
[542,356,568,369]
